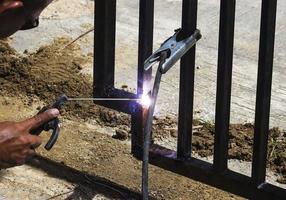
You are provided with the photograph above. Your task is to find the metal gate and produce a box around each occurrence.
[94,0,286,199]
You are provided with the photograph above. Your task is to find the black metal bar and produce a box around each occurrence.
[142,53,167,200]
[94,0,117,96]
[149,145,286,200]
[252,0,277,186]
[137,0,154,94]
[213,0,236,172]
[93,88,139,114]
[131,0,154,157]
[177,0,198,159]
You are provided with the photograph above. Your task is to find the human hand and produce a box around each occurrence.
[0,108,59,169]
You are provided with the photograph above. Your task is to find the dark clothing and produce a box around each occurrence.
[20,18,39,30]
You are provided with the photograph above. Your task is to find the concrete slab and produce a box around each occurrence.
[0,165,109,200]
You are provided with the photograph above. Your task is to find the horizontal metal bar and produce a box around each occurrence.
[252,0,277,186]
[93,88,139,114]
[149,144,286,200]
[214,0,236,172]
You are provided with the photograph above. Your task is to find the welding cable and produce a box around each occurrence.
[83,175,128,199]
[142,51,168,200]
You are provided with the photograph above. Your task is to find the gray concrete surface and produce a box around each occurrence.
[0,165,112,200]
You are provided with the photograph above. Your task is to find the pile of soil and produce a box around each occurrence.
[1,39,285,184]
[0,38,91,99]
[151,116,286,183]
[0,38,103,121]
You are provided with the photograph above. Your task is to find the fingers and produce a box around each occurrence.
[28,135,42,148]
[0,144,37,168]
[20,109,60,131]
[18,134,42,148]
[11,135,40,165]
[0,0,23,13]
[15,148,36,165]
[1,135,40,168]
[5,148,36,166]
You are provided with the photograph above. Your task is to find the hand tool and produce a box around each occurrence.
[29,95,147,150]
[30,95,68,150]
[144,29,201,73]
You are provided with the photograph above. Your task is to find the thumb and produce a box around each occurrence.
[20,108,60,131]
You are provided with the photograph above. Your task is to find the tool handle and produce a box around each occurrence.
[44,118,60,150]
[29,106,49,136]
[29,95,67,150]
[29,112,60,150]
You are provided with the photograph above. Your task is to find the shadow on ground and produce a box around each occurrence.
[28,155,149,200]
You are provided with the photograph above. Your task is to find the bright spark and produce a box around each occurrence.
[139,93,152,108]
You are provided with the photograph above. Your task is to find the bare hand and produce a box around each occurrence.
[0,108,59,169]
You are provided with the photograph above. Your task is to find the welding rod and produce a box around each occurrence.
[67,98,141,101]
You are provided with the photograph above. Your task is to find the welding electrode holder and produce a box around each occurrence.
[144,29,201,74]
[29,95,68,150]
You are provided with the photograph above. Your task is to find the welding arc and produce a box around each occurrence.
[142,51,168,200]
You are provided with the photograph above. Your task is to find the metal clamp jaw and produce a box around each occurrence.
[30,95,68,150]
[144,29,201,74]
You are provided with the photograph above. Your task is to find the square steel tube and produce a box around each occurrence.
[213,0,236,172]
[131,0,154,157]
[252,0,277,186]
[94,0,116,96]
[177,0,198,159]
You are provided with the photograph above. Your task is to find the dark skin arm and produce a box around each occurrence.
[0,109,59,169]
[0,0,57,169]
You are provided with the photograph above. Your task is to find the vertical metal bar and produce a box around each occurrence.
[177,0,198,159]
[213,0,236,172]
[137,0,154,94]
[94,0,116,96]
[252,0,277,186]
[131,0,154,157]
